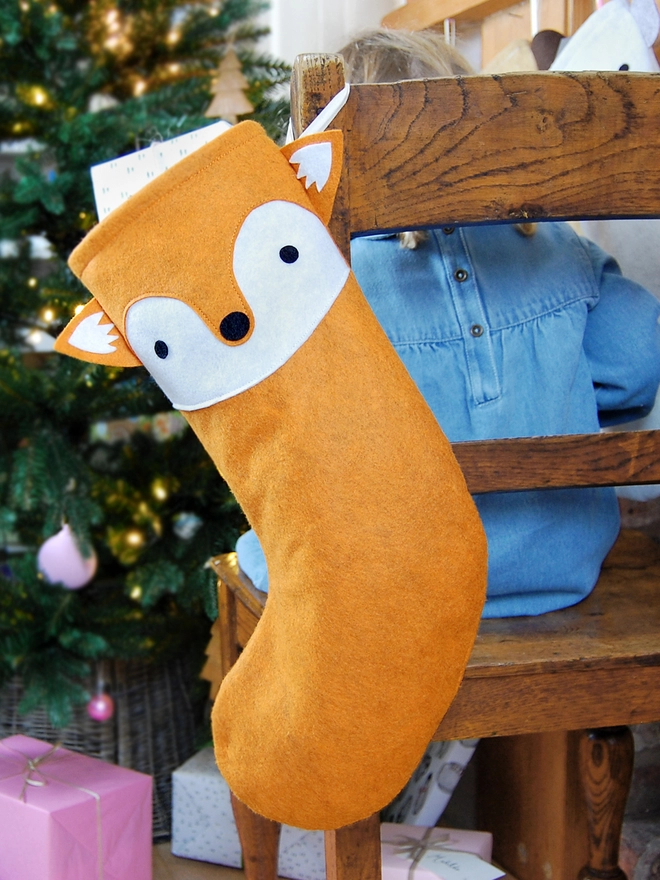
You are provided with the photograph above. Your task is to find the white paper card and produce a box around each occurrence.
[415,850,505,880]
[90,120,232,220]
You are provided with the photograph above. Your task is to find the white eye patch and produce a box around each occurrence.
[125,200,349,411]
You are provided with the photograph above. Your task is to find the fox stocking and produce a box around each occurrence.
[56,121,487,830]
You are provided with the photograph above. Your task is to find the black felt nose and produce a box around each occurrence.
[220,311,250,342]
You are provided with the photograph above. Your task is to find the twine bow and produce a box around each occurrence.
[391,827,453,880]
[0,741,61,801]
[0,739,104,879]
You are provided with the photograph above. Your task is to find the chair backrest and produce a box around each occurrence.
[290,55,660,495]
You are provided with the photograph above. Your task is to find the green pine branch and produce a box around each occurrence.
[0,0,280,726]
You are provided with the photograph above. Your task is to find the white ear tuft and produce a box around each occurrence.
[68,311,119,354]
[289,142,333,192]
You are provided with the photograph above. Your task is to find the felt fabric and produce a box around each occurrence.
[57,120,487,831]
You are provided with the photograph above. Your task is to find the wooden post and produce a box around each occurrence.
[290,53,351,263]
[231,793,282,880]
[477,732,589,880]
[578,727,635,880]
[325,812,382,880]
[217,579,239,679]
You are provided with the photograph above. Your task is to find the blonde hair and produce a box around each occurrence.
[338,29,536,247]
[338,28,473,84]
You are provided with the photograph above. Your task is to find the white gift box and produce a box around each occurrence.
[171,748,325,880]
[381,740,479,826]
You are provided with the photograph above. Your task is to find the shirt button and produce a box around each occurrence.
[454,268,468,282]
[470,324,484,337]
[443,226,455,235]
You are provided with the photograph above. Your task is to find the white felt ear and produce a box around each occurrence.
[631,0,660,47]
[68,310,119,354]
[55,299,142,367]
[551,0,660,72]
[289,142,333,192]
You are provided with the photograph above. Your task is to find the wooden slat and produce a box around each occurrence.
[340,72,660,234]
[382,0,519,26]
[434,664,660,739]
[452,430,660,494]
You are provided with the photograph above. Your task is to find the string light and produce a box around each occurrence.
[74,304,85,316]
[133,79,147,96]
[19,85,50,108]
[103,7,132,54]
[41,307,55,323]
[151,479,168,501]
[130,585,143,601]
[27,277,38,288]
[125,529,145,548]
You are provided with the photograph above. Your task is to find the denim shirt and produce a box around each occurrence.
[237,222,660,617]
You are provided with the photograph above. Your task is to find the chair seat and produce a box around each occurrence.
[210,528,660,741]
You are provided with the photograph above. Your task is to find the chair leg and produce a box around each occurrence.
[218,580,239,679]
[325,812,382,880]
[578,726,634,880]
[231,792,281,880]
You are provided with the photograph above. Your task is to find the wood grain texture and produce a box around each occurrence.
[290,54,346,138]
[325,813,382,880]
[453,430,660,493]
[337,72,660,234]
[578,728,634,880]
[478,732,589,880]
[217,580,239,679]
[231,794,281,880]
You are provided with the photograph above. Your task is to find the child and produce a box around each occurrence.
[237,28,660,618]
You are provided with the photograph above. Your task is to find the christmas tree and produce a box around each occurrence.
[0,0,290,727]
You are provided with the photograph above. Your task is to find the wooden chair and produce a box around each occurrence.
[209,56,660,880]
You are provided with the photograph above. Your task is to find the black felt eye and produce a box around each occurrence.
[220,311,250,342]
[619,63,630,70]
[279,245,299,264]
[154,340,169,359]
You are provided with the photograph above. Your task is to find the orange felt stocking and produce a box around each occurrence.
[56,121,487,830]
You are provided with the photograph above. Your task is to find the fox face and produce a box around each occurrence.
[56,126,346,411]
[122,200,348,409]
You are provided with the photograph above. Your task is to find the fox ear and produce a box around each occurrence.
[55,299,142,367]
[281,130,343,226]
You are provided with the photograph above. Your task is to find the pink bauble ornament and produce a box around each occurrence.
[37,523,97,589]
[87,692,115,722]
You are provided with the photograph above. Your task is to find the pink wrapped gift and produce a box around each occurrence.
[0,734,152,880]
[381,823,502,880]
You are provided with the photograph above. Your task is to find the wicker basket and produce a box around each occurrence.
[0,655,202,841]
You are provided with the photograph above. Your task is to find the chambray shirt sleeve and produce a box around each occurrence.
[580,235,660,426]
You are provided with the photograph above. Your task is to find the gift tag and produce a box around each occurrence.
[90,120,232,219]
[417,850,505,880]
